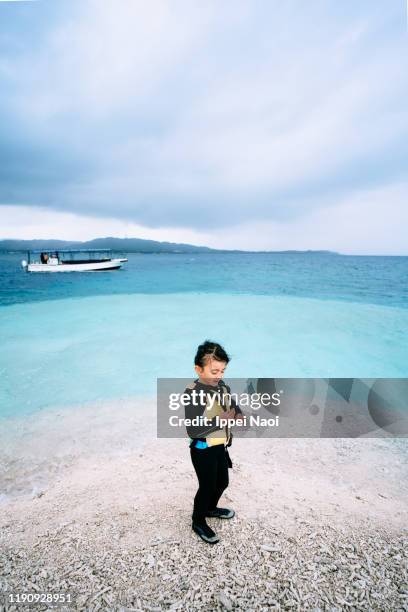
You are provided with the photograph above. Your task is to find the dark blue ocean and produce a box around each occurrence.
[1,252,407,308]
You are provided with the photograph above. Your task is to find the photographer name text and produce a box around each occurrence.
[169,414,279,427]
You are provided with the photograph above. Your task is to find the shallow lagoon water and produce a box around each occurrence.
[1,290,407,419]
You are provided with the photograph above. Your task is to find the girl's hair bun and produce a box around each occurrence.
[194,340,230,367]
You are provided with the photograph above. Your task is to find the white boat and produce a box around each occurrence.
[21,249,128,272]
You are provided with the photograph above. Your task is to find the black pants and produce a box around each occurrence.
[190,444,229,525]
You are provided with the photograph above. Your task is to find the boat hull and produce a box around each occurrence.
[26,258,127,272]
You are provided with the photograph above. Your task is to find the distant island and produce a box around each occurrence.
[0,237,339,255]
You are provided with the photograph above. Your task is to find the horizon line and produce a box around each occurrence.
[0,237,407,256]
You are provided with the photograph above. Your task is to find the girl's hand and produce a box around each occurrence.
[223,408,236,420]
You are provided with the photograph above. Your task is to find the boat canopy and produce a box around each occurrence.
[27,249,115,264]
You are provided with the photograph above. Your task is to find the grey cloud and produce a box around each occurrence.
[0,0,407,234]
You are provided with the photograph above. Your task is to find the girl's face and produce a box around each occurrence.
[195,357,227,386]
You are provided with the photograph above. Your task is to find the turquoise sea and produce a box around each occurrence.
[0,251,407,419]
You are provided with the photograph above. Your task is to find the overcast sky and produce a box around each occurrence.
[0,0,407,254]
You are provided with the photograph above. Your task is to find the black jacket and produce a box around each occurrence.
[183,378,243,445]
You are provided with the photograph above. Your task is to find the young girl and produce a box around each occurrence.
[184,340,244,544]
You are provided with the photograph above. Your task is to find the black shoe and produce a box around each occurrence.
[206,507,235,519]
[192,521,220,544]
